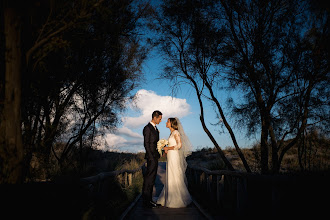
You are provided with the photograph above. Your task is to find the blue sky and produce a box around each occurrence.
[95,48,258,153]
[94,0,259,153]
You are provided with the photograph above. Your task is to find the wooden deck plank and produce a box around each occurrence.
[122,162,210,220]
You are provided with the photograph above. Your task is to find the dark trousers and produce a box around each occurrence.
[142,158,158,203]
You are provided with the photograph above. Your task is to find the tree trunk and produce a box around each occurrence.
[0,5,23,183]
[260,117,269,174]
[186,74,234,171]
[269,125,280,174]
[204,80,251,172]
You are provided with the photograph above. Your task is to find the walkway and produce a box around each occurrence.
[121,162,211,220]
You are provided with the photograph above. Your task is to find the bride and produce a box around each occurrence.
[156,117,192,208]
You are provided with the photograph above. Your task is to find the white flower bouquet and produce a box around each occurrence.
[157,139,168,157]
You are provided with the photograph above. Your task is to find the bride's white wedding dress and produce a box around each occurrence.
[156,130,192,208]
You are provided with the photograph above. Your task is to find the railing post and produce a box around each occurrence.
[217,175,224,205]
[124,172,128,187]
[200,172,205,186]
[207,174,212,193]
[128,173,132,186]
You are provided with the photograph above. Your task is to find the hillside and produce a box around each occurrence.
[186,142,330,173]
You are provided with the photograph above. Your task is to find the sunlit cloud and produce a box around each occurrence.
[123,89,191,128]
[97,89,191,152]
[95,132,143,152]
[116,126,143,139]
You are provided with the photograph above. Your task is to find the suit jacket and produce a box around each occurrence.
[143,123,160,160]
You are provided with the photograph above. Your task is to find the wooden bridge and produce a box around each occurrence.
[120,162,215,220]
[80,161,329,220]
[1,161,328,219]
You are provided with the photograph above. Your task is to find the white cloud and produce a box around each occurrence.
[95,132,143,152]
[123,89,191,128]
[116,126,143,139]
[95,89,191,152]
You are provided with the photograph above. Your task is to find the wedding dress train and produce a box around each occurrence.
[156,130,192,208]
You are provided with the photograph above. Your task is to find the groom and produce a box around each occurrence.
[142,110,162,208]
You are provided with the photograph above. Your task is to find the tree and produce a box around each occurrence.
[219,0,329,173]
[153,0,247,171]
[0,0,24,183]
[153,0,329,174]
[1,0,150,182]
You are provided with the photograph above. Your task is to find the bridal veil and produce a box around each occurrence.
[175,117,192,177]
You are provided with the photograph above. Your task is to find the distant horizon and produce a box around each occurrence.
[93,142,256,154]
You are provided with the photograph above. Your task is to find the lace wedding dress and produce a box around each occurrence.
[156,130,192,208]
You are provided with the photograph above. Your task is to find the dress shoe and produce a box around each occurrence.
[143,201,158,208]
[150,200,161,206]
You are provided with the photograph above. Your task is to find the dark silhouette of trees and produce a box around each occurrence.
[153,0,329,174]
[152,0,239,171]
[219,0,329,173]
[0,0,150,183]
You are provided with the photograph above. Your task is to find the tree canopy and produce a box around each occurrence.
[0,0,151,183]
[153,0,329,174]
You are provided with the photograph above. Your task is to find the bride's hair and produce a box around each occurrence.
[169,118,178,130]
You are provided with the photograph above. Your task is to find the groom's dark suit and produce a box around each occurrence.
[142,122,160,205]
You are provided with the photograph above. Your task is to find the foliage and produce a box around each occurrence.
[221,0,329,173]
[152,0,329,174]
[190,130,330,173]
[27,147,146,182]
[0,0,152,183]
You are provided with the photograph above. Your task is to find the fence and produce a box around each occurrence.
[80,164,145,194]
[186,164,327,218]
[78,162,327,219]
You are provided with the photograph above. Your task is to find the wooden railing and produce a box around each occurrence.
[186,164,325,218]
[80,164,145,195]
[186,165,254,217]
[78,162,326,219]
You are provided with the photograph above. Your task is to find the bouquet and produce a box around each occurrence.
[157,139,168,157]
